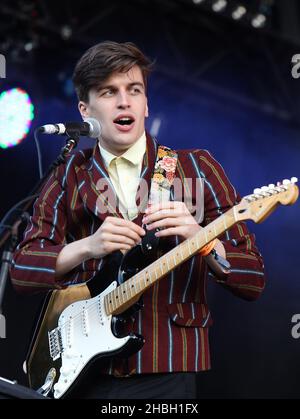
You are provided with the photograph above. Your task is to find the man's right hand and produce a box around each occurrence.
[86,216,146,259]
[55,217,145,279]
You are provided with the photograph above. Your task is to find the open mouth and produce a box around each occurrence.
[114,117,135,126]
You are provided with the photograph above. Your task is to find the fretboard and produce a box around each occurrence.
[104,206,237,315]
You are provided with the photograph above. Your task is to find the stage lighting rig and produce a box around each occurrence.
[190,0,274,30]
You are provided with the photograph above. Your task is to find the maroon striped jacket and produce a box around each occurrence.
[10,134,265,376]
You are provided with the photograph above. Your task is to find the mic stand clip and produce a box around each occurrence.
[56,130,80,166]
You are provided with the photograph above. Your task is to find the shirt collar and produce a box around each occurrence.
[99,132,146,168]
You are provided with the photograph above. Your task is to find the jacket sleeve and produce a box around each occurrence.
[198,150,265,301]
[10,163,101,294]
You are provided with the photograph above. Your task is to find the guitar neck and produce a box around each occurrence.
[105,206,238,316]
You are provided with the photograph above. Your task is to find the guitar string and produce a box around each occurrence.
[51,224,222,335]
[49,187,288,348]
[53,247,187,334]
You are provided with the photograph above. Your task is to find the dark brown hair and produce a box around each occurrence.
[72,40,154,103]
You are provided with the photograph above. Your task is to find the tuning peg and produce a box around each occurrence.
[282,179,291,185]
[261,186,269,192]
[291,177,298,183]
[268,184,275,189]
[253,188,261,194]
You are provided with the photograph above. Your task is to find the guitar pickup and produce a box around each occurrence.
[48,327,63,361]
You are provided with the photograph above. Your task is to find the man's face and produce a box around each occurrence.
[79,65,148,155]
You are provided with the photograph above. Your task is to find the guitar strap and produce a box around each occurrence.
[147,144,203,224]
[147,144,178,207]
[139,145,178,257]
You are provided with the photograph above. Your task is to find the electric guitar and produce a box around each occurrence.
[26,178,298,398]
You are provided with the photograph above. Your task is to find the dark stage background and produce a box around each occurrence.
[0,0,300,398]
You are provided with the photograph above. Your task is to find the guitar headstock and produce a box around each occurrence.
[235,177,299,223]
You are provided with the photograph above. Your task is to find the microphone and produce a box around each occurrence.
[38,117,101,138]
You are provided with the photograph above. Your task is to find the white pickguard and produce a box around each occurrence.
[53,281,130,399]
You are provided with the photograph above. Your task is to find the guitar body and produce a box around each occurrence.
[27,283,91,395]
[26,231,159,398]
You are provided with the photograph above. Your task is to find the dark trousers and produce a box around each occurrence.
[70,373,197,399]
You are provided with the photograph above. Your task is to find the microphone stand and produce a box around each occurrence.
[54,130,80,165]
[0,130,81,315]
[0,220,22,316]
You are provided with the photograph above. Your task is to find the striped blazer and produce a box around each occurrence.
[10,133,265,376]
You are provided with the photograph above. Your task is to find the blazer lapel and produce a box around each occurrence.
[77,134,158,225]
[79,143,123,222]
[134,133,158,226]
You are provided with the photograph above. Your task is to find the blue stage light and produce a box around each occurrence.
[0,87,34,149]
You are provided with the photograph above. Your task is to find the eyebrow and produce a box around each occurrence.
[98,82,145,91]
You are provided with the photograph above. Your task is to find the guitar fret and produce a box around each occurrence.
[120,283,127,304]
[128,279,134,298]
[122,282,128,301]
[133,279,138,296]
[196,233,200,249]
[166,256,170,271]
[107,295,112,316]
[143,271,147,288]
[204,229,208,243]
[137,276,143,292]
[114,289,120,311]
[173,252,177,266]
[122,281,129,301]
[112,289,118,311]
[116,285,122,305]
[141,272,146,288]
[109,291,116,312]
[179,244,184,260]
[141,271,145,288]
[135,276,142,293]
[160,260,164,275]
[148,270,153,285]
[131,279,137,297]
[132,278,138,296]
[191,239,197,253]
[144,270,152,289]
[104,295,109,315]
[187,240,192,255]
[213,223,217,237]
[140,272,146,289]
[163,258,168,274]
[223,215,227,230]
[171,255,174,268]
[181,244,186,260]
[115,300,120,310]
[149,270,153,284]
[116,286,122,306]
[141,273,145,289]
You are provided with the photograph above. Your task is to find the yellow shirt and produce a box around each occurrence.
[99,133,146,220]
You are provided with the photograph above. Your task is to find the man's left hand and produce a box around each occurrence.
[142,201,200,240]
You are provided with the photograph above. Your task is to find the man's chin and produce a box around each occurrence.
[113,135,139,147]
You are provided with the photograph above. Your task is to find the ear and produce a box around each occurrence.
[78,101,89,119]
[145,100,149,118]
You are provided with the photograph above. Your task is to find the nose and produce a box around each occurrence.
[117,90,130,109]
